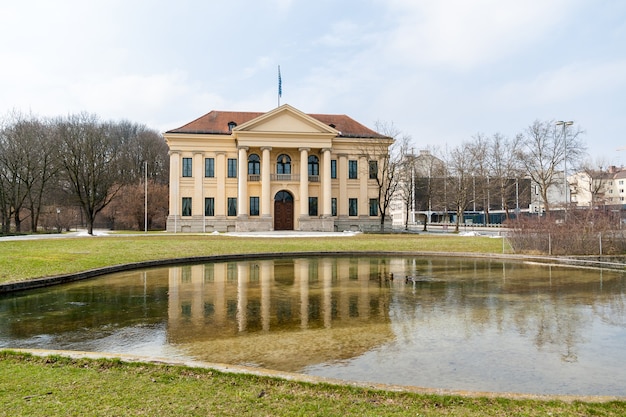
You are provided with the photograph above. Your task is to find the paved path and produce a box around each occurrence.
[0,230,361,241]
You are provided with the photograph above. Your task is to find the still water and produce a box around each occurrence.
[1,256,625,396]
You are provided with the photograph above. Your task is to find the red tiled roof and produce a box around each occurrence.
[166,110,387,139]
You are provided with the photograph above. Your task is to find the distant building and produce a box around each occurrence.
[569,165,626,208]
[164,104,392,232]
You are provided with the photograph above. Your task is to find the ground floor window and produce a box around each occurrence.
[331,198,337,216]
[308,197,318,216]
[250,196,260,216]
[227,197,237,216]
[369,198,378,216]
[182,197,192,216]
[205,197,214,216]
[349,198,358,216]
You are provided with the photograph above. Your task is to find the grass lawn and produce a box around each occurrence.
[1,350,625,417]
[0,233,506,284]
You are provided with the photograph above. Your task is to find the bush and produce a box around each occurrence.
[506,209,626,255]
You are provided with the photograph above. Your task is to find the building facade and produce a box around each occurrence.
[164,104,392,232]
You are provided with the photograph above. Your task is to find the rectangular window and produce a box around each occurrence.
[368,160,378,179]
[205,158,214,177]
[250,197,260,216]
[349,198,358,216]
[331,159,337,179]
[204,197,214,216]
[348,160,358,179]
[227,158,237,178]
[182,197,192,216]
[369,198,379,216]
[182,158,192,177]
[227,197,237,216]
[308,197,318,216]
[331,197,337,216]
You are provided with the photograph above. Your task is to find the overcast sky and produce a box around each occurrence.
[2,1,625,164]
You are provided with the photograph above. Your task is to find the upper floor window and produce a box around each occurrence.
[308,155,319,176]
[182,157,192,177]
[227,158,237,178]
[277,154,291,174]
[348,160,358,179]
[205,158,214,177]
[248,154,260,175]
[368,160,378,179]
[331,160,337,179]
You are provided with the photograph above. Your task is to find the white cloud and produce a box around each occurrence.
[381,0,576,70]
[490,59,626,108]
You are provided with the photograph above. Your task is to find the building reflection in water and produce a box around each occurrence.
[166,257,395,370]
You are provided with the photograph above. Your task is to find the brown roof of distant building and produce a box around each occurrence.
[166,110,387,139]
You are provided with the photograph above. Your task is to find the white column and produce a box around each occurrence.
[297,259,309,329]
[359,155,368,217]
[215,152,226,217]
[237,146,249,217]
[237,263,248,332]
[338,154,348,216]
[322,258,333,328]
[261,147,272,217]
[169,151,180,218]
[321,148,332,217]
[261,261,271,331]
[299,147,310,222]
[193,151,203,219]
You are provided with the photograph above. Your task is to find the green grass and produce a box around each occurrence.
[1,350,624,417]
[0,233,505,284]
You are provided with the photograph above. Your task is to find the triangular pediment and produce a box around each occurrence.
[234,104,339,135]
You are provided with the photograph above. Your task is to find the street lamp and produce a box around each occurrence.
[556,120,574,217]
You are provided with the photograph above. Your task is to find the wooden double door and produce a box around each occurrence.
[274,190,294,230]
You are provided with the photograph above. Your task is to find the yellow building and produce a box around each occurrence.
[164,104,392,232]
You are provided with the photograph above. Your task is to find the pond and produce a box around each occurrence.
[1,255,625,397]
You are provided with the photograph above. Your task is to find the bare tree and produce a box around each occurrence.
[446,142,475,232]
[102,180,169,230]
[519,120,585,216]
[55,113,127,235]
[0,112,41,233]
[359,121,401,231]
[467,134,490,224]
[413,147,446,231]
[488,133,525,220]
[395,139,416,230]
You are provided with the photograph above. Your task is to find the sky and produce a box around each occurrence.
[1,0,625,165]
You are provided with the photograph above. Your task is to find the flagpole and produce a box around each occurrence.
[278,65,282,107]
